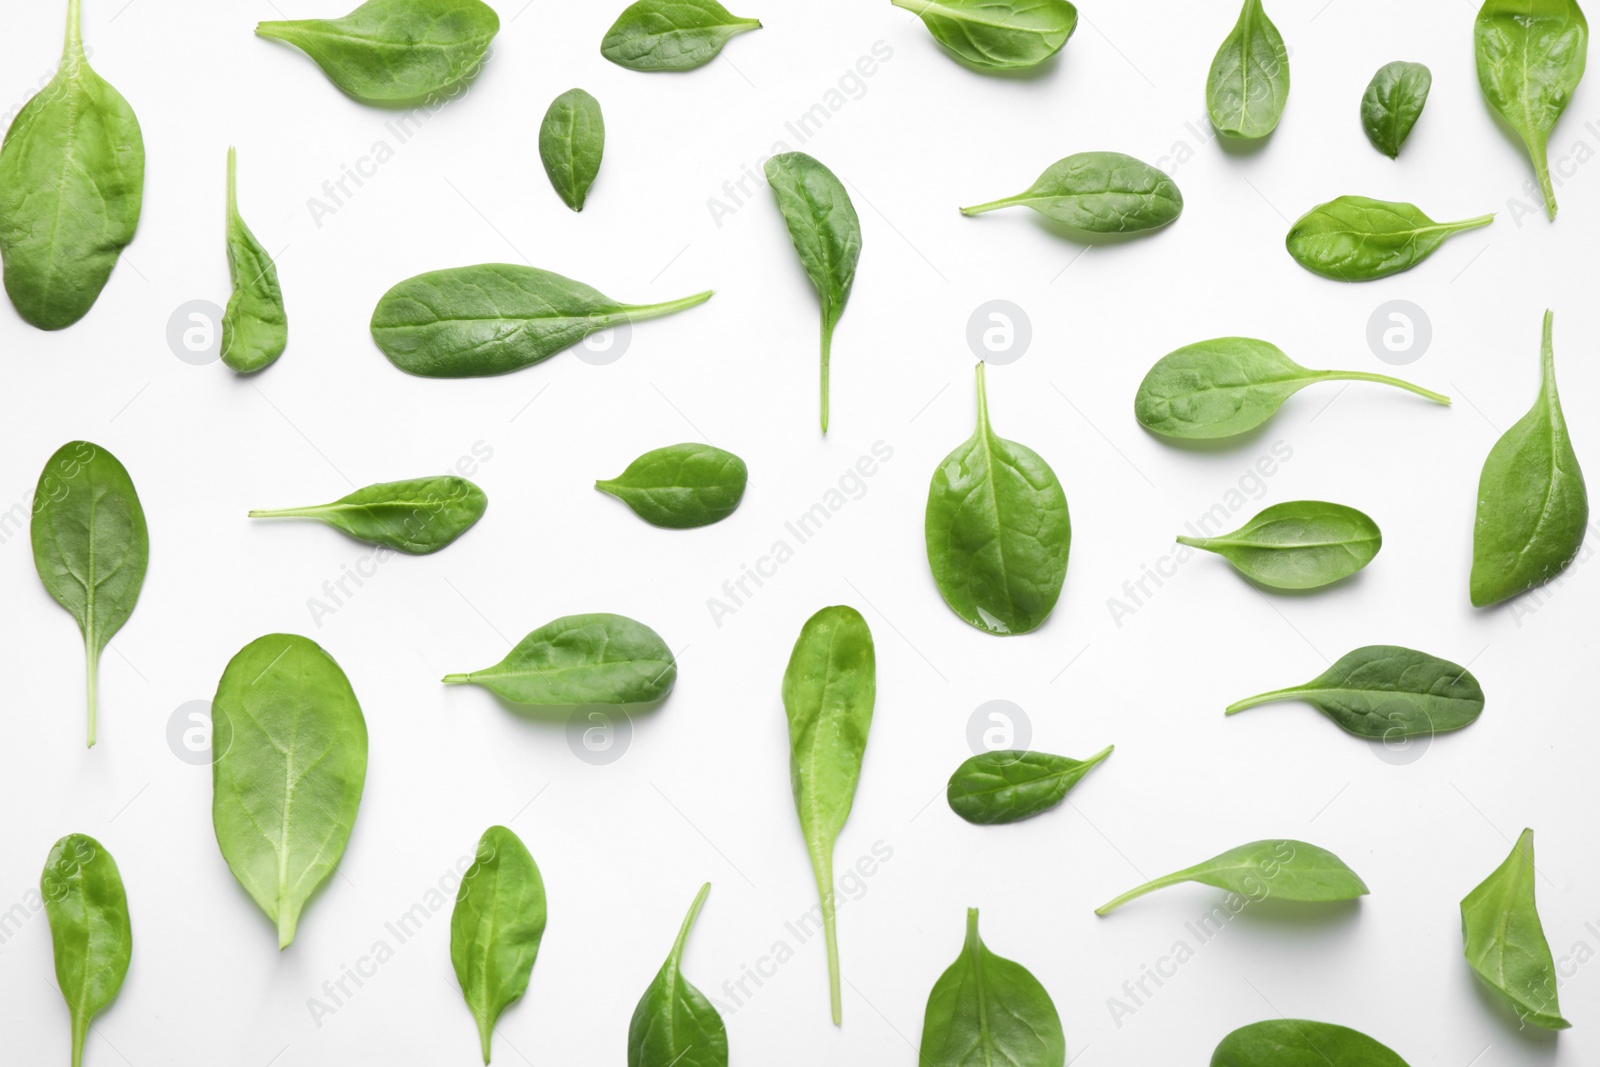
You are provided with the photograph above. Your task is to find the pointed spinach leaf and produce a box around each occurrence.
[919,908,1064,1067]
[1461,828,1570,1029]
[960,151,1182,234]
[1361,62,1432,158]
[451,825,547,1063]
[1212,1019,1412,1067]
[1286,196,1494,280]
[1207,0,1289,139]
[43,834,132,1067]
[890,0,1077,72]
[1097,840,1369,914]
[1179,501,1381,590]
[947,746,1112,825]
[601,0,761,71]
[596,444,747,529]
[222,147,288,373]
[628,882,727,1067]
[539,88,604,211]
[250,475,487,554]
[444,614,677,706]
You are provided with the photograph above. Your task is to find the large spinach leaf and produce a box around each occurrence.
[250,475,487,554]
[628,882,727,1067]
[1206,0,1289,139]
[601,0,761,71]
[222,147,287,373]
[1461,828,1569,1029]
[42,834,132,1067]
[451,825,547,1062]
[539,88,604,212]
[1212,1020,1411,1067]
[960,152,1182,234]
[1286,196,1494,281]
[1179,501,1381,590]
[947,746,1112,825]
[445,614,677,706]
[890,0,1078,72]
[1361,62,1432,158]
[919,909,1064,1067]
[596,443,747,529]
[1097,840,1368,914]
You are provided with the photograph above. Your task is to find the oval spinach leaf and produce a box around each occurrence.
[765,152,860,434]
[371,263,713,378]
[1361,61,1432,158]
[539,88,604,212]
[1226,645,1485,740]
[250,475,487,554]
[947,746,1112,825]
[1285,196,1494,281]
[783,605,875,1025]
[1207,0,1289,139]
[445,614,677,706]
[927,363,1070,636]
[1178,501,1381,590]
[628,882,727,1067]
[960,152,1182,234]
[1212,1019,1411,1067]
[42,834,132,1067]
[1476,0,1588,220]
[32,442,149,747]
[890,0,1078,72]
[596,443,747,529]
[212,634,368,948]
[601,0,761,72]
[919,908,1064,1067]
[451,825,547,1063]
[222,147,288,374]
[1461,828,1570,1030]
[257,0,499,107]
[1134,337,1451,440]
[0,0,144,331]
[1097,840,1369,915]
[1471,310,1588,607]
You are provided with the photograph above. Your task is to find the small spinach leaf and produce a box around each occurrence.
[0,0,144,331]
[539,89,604,212]
[257,0,499,107]
[926,363,1070,636]
[947,746,1112,825]
[1361,62,1432,158]
[212,634,367,948]
[445,614,677,706]
[1226,645,1485,740]
[1134,337,1451,440]
[1207,0,1289,139]
[960,152,1182,234]
[628,882,727,1067]
[371,263,712,378]
[1476,0,1588,220]
[43,834,132,1067]
[765,152,861,434]
[1212,1019,1412,1067]
[596,444,747,529]
[222,147,288,374]
[1097,840,1369,914]
[601,0,761,71]
[919,908,1064,1067]
[1179,501,1381,590]
[1461,828,1570,1029]
[783,605,875,1025]
[451,825,547,1063]
[1471,310,1588,607]
[250,476,487,554]
[32,442,149,747]
[890,0,1078,72]
[1286,196,1494,281]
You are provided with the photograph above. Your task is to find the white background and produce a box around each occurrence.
[0,0,1596,1064]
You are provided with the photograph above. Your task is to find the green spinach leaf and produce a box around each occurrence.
[257,0,499,107]
[960,151,1182,234]
[1178,501,1381,590]
[596,443,747,529]
[222,147,287,373]
[947,746,1111,825]
[1286,196,1494,281]
[765,152,860,434]
[601,0,761,71]
[1212,1019,1411,1067]
[371,263,712,378]
[628,882,727,1067]
[1226,645,1485,740]
[1207,0,1289,139]
[919,908,1064,1067]
[42,834,131,1067]
[31,441,148,747]
[1461,828,1569,1029]
[927,363,1069,635]
[1097,840,1369,915]
[783,605,875,1025]
[250,475,487,554]
[890,0,1078,72]
[0,0,144,331]
[445,614,677,706]
[1471,310,1588,607]
[451,825,547,1063]
[1361,62,1431,158]
[212,634,368,948]
[539,88,604,212]
[1134,337,1451,440]
[1476,0,1588,220]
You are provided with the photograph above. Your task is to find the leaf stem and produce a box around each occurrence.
[813,849,842,1025]
[441,673,472,685]
[277,907,296,949]
[227,146,238,222]
[1319,370,1451,405]
[85,639,99,748]
[959,196,1020,217]
[71,1011,87,1067]
[1175,535,1215,550]
[820,313,832,435]
[974,361,990,434]
[1095,871,1189,915]
[1224,686,1303,715]
[623,289,714,324]
[1527,138,1556,220]
[64,0,84,62]
[671,882,711,966]
[1540,309,1557,398]
[1082,744,1116,768]
[247,507,323,519]
[964,906,981,951]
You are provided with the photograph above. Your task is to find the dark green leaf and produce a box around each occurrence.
[1097,840,1369,914]
[451,825,547,1063]
[1285,196,1494,281]
[628,883,727,1067]
[596,443,747,529]
[919,908,1064,1067]
[890,0,1077,72]
[1461,828,1569,1029]
[42,834,132,1067]
[947,746,1112,825]
[444,614,677,705]
[539,88,604,211]
[222,147,287,373]
[960,151,1182,234]
[250,475,487,554]
[601,0,761,71]
[1207,0,1289,139]
[1179,501,1381,590]
[1361,61,1432,158]
[1212,1019,1411,1067]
